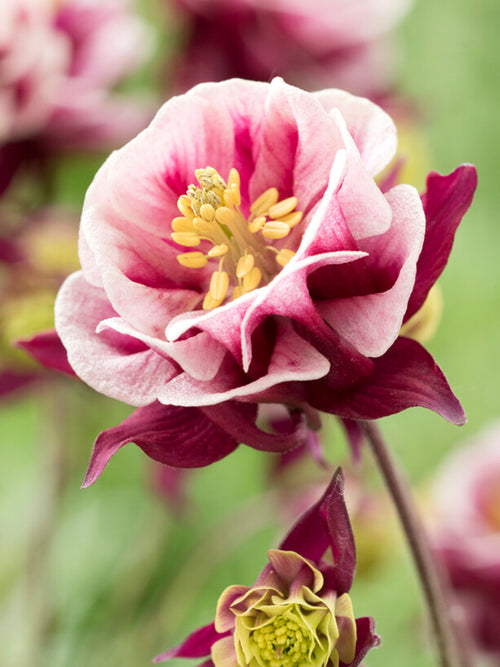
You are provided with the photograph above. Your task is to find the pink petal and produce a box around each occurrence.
[210,636,238,667]
[317,183,425,357]
[158,319,330,406]
[347,617,381,667]
[314,88,397,175]
[55,272,177,406]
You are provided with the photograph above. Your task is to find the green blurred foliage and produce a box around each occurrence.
[1,0,499,666]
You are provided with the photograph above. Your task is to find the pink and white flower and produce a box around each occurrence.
[44,78,476,481]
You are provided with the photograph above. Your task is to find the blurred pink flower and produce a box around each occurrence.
[0,0,153,193]
[431,421,500,659]
[154,470,380,666]
[45,78,476,481]
[168,0,412,96]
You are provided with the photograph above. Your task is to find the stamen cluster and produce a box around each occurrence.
[171,167,303,309]
[249,610,312,667]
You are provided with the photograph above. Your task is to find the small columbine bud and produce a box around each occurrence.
[225,551,357,667]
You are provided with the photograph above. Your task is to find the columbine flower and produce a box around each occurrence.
[430,421,500,659]
[0,0,153,193]
[48,78,476,482]
[167,0,412,97]
[154,469,380,666]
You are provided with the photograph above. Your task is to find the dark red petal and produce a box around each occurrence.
[341,616,381,667]
[81,402,239,488]
[153,622,227,664]
[308,337,465,425]
[405,165,477,321]
[202,402,311,453]
[278,468,356,594]
[17,329,76,377]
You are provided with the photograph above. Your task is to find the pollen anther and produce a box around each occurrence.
[262,221,291,240]
[268,196,298,219]
[250,187,279,216]
[236,253,255,278]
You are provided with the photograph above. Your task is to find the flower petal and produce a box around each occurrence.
[153,622,226,664]
[17,329,76,376]
[82,401,240,487]
[405,164,477,321]
[308,336,466,424]
[55,272,177,406]
[278,469,356,594]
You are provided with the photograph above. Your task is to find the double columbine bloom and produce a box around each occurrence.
[154,470,379,667]
[30,77,476,483]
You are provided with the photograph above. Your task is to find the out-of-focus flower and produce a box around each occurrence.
[167,0,413,97]
[0,0,153,194]
[430,421,500,659]
[40,78,476,483]
[0,207,78,396]
[154,469,380,666]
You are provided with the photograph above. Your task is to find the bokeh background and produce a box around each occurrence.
[1,0,499,666]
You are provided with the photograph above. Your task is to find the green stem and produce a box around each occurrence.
[359,420,469,667]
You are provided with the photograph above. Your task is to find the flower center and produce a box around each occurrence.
[249,611,313,667]
[171,167,303,310]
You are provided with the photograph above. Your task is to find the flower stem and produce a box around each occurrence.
[358,420,469,667]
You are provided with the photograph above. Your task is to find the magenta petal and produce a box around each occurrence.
[82,402,239,487]
[17,329,76,377]
[343,617,381,667]
[278,469,356,594]
[310,337,466,425]
[405,165,477,321]
[153,622,227,664]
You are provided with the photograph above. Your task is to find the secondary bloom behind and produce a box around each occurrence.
[28,77,476,483]
[167,0,413,97]
[154,469,380,666]
[0,0,153,193]
[430,421,500,660]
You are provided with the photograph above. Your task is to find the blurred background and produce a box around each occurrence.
[0,0,499,666]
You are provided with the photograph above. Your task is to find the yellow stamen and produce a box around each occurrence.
[227,168,240,189]
[268,196,298,219]
[171,232,200,247]
[248,216,266,233]
[275,248,296,267]
[202,292,224,310]
[171,167,304,310]
[208,244,229,258]
[276,211,303,228]
[171,216,195,233]
[250,187,279,216]
[210,270,229,301]
[177,195,194,219]
[215,206,235,227]
[262,221,291,240]
[242,266,262,293]
[177,252,208,268]
[200,203,216,221]
[236,253,255,278]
